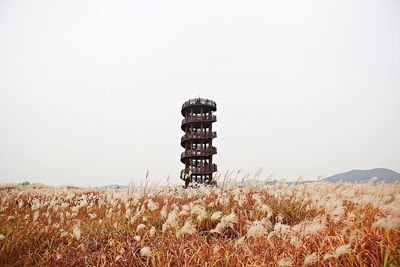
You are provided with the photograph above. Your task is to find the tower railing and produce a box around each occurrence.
[181,115,216,125]
[181,131,217,143]
[187,164,217,174]
[182,98,216,110]
[180,147,217,161]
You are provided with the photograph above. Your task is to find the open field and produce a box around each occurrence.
[0,181,399,266]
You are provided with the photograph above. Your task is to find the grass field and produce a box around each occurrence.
[0,181,399,266]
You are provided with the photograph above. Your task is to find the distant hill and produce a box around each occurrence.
[101,184,128,189]
[95,168,400,188]
[260,168,400,186]
[325,168,400,183]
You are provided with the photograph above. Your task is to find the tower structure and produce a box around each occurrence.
[180,98,217,187]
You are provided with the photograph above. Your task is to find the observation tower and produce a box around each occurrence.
[180,98,217,187]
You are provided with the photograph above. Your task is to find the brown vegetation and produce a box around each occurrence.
[0,181,399,266]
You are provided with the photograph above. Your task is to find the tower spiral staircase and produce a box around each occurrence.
[180,98,217,187]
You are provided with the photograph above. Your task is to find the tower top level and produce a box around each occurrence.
[181,98,216,116]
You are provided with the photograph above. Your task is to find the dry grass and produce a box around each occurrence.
[0,181,399,266]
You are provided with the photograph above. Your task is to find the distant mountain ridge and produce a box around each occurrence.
[101,184,128,189]
[259,168,400,186]
[101,168,400,188]
[324,168,400,183]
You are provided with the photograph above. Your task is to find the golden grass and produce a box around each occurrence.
[0,182,399,266]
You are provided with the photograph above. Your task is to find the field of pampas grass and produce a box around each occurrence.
[0,181,399,266]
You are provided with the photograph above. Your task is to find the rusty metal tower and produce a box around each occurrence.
[180,98,217,187]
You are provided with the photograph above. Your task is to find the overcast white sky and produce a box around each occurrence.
[0,0,399,186]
